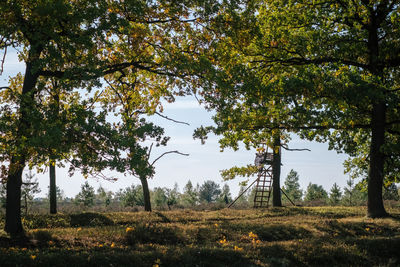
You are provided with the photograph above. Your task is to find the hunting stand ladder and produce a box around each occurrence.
[228,148,275,208]
[227,147,296,208]
[253,154,273,208]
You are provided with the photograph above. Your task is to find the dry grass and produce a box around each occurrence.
[0,206,399,266]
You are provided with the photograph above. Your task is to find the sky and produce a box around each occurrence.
[1,48,351,199]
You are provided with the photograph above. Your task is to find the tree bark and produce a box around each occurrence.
[49,90,60,214]
[49,162,57,214]
[140,176,152,212]
[5,56,40,236]
[5,158,25,237]
[272,133,282,207]
[366,14,388,218]
[367,102,388,218]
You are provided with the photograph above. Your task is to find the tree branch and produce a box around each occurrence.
[154,111,190,125]
[0,46,6,75]
[281,144,311,152]
[257,56,369,69]
[151,150,189,166]
[245,122,371,131]
[38,61,187,81]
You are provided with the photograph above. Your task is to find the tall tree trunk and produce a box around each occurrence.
[5,158,25,237]
[5,56,40,236]
[49,162,57,214]
[367,102,388,218]
[49,89,60,214]
[140,176,152,212]
[366,13,388,218]
[272,133,282,207]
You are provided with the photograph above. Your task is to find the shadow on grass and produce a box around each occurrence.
[254,224,312,241]
[225,223,312,242]
[154,211,172,223]
[69,212,114,227]
[315,219,398,237]
[0,246,257,267]
[257,235,400,266]
[125,223,184,246]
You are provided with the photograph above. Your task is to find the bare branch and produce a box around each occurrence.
[151,150,189,166]
[147,143,154,158]
[245,122,371,131]
[0,46,6,75]
[281,144,311,151]
[154,111,190,125]
[0,86,11,90]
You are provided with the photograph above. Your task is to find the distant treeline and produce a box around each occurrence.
[1,169,399,214]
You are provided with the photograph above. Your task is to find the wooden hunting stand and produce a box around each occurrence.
[253,151,274,208]
[228,148,296,208]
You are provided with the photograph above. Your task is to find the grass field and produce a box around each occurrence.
[0,207,399,266]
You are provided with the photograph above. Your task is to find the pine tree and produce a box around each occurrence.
[96,186,113,207]
[237,185,249,205]
[21,171,41,215]
[219,184,232,204]
[119,185,144,207]
[199,180,221,203]
[46,186,65,202]
[304,183,328,203]
[181,180,198,207]
[74,182,95,207]
[343,178,355,206]
[329,183,342,205]
[282,169,303,202]
[166,183,180,210]
[152,187,168,208]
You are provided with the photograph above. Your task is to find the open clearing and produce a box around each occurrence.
[0,207,399,266]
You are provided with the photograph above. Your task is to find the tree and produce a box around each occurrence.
[282,170,303,202]
[198,180,221,203]
[21,171,41,216]
[383,183,399,201]
[0,0,125,236]
[246,186,256,206]
[74,182,95,208]
[329,183,342,206]
[341,178,367,206]
[219,184,232,204]
[181,180,198,206]
[165,183,180,210]
[118,185,144,208]
[46,186,65,202]
[0,0,209,236]
[95,186,113,207]
[193,0,400,218]
[152,187,168,209]
[304,183,328,203]
[343,178,355,206]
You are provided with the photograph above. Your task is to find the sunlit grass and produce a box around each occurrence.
[0,206,399,266]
